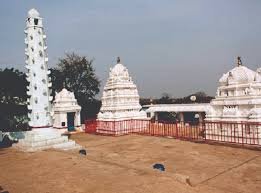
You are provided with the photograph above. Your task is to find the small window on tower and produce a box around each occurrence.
[39,42,42,46]
[41,65,44,70]
[39,51,43,57]
[32,59,35,64]
[33,72,36,77]
[30,35,33,40]
[31,47,34,52]
[34,19,38,25]
[61,122,66,127]
[38,30,41,35]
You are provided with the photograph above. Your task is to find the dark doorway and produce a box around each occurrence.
[67,112,75,131]
[183,112,199,125]
[34,19,38,25]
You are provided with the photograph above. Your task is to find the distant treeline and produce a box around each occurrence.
[140,92,214,106]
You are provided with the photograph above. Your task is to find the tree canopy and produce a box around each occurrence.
[51,53,101,120]
[0,68,27,105]
[141,91,214,105]
[0,68,28,131]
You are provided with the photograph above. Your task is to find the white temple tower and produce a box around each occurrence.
[96,57,147,135]
[205,57,261,122]
[97,57,147,121]
[205,57,261,144]
[25,8,52,128]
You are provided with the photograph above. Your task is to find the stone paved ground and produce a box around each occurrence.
[0,133,260,193]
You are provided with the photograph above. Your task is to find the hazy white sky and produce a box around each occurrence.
[0,0,261,98]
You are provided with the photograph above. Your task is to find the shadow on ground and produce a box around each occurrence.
[0,136,16,148]
[0,186,9,193]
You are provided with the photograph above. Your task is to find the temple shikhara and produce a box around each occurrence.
[205,57,261,144]
[98,57,146,121]
[97,57,147,134]
[206,57,261,122]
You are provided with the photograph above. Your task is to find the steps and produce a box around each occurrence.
[13,128,81,152]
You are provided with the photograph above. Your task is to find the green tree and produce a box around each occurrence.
[51,53,100,120]
[157,93,173,104]
[0,68,27,104]
[174,91,213,104]
[0,68,28,131]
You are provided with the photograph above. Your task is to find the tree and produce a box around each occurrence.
[0,68,28,131]
[194,91,207,98]
[0,68,27,105]
[174,91,213,104]
[157,93,173,104]
[51,53,100,120]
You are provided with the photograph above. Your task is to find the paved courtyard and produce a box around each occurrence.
[0,133,260,193]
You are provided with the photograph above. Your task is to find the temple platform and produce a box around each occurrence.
[13,128,81,152]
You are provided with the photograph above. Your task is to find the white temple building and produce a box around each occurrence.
[97,57,147,134]
[53,88,81,132]
[205,57,261,144]
[14,8,80,151]
[205,57,261,122]
[98,57,146,121]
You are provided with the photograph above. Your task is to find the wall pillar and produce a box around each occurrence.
[198,112,204,127]
[198,112,204,123]
[179,112,184,123]
[155,112,158,122]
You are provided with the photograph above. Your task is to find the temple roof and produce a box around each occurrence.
[219,65,256,85]
[110,63,129,77]
[54,88,77,102]
[28,8,40,18]
[218,58,261,86]
[98,57,145,119]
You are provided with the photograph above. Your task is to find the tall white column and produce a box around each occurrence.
[25,8,53,128]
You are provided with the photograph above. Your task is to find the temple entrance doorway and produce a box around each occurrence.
[67,112,75,131]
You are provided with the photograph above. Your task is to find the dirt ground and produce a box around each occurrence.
[0,133,261,193]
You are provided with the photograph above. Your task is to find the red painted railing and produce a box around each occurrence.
[205,121,261,146]
[85,119,97,134]
[85,119,261,147]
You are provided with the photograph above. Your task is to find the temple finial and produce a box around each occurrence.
[117,57,120,64]
[237,56,242,66]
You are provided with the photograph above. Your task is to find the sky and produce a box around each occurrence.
[0,0,261,98]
